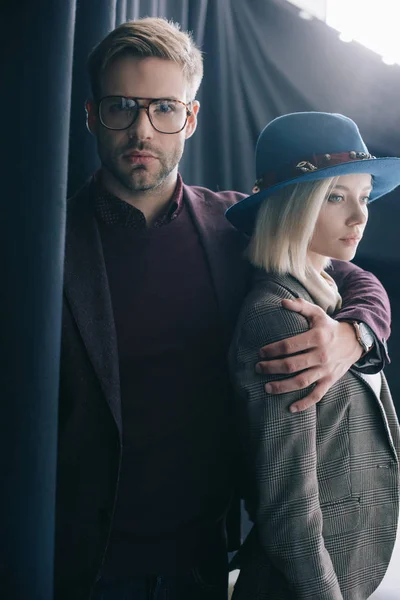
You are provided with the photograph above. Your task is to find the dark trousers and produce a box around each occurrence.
[91,551,229,600]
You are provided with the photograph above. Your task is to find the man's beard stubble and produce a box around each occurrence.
[101,139,183,193]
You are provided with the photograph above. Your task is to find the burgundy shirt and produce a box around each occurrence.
[94,174,235,575]
[94,171,184,230]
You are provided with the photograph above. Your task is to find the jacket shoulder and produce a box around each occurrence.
[65,180,95,232]
[67,179,92,209]
[231,273,311,355]
[242,272,313,315]
[183,183,246,210]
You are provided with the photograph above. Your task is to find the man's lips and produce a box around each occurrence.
[125,150,156,157]
[123,151,157,164]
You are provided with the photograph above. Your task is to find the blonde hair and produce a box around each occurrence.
[87,17,204,101]
[247,177,338,279]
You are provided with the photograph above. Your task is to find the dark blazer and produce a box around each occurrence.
[55,179,249,599]
[229,271,400,600]
[56,178,391,599]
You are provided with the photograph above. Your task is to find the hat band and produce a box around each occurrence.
[253,150,376,193]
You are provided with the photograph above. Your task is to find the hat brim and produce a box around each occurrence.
[226,157,400,235]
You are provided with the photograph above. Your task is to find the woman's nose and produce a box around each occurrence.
[346,200,368,226]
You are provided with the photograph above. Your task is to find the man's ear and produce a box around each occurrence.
[185,100,200,140]
[85,99,98,135]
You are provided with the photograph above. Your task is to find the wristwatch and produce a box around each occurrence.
[352,321,375,355]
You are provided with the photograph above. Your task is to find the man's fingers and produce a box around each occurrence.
[260,330,315,358]
[281,298,326,323]
[289,380,331,413]
[264,368,320,394]
[257,350,319,375]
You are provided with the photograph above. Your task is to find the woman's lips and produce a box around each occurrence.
[339,237,361,246]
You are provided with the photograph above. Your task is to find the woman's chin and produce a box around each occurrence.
[330,249,357,262]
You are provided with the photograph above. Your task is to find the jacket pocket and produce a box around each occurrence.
[321,496,361,537]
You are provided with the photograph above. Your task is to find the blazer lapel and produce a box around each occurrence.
[353,371,399,460]
[183,185,250,343]
[64,184,122,435]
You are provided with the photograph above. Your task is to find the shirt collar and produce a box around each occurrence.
[93,171,184,230]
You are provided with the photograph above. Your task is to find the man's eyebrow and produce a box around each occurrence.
[137,96,181,101]
[116,96,181,102]
[151,96,180,101]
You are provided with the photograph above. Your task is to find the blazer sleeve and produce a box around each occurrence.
[230,299,344,600]
[330,259,390,369]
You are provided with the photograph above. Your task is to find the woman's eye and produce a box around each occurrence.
[361,196,371,205]
[328,194,344,203]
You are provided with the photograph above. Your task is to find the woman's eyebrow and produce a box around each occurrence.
[332,185,373,192]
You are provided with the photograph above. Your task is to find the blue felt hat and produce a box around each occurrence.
[226,112,400,235]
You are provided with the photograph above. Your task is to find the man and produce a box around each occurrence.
[57,17,391,600]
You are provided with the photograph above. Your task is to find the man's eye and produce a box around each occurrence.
[109,99,136,112]
[328,194,344,203]
[109,104,124,113]
[154,101,176,113]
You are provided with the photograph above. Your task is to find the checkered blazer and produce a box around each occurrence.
[229,271,400,600]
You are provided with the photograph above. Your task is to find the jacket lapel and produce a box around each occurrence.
[355,371,400,460]
[63,183,122,435]
[183,185,250,344]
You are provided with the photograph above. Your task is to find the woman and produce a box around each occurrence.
[225,112,400,600]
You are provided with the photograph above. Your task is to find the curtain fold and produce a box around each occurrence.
[68,0,400,203]
[1,1,76,598]
[68,0,118,196]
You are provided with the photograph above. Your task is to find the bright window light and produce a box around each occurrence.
[326,0,400,65]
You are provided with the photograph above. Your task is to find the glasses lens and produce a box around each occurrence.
[99,96,138,129]
[149,100,187,133]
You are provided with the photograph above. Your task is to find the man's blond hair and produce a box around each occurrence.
[247,178,338,279]
[87,17,203,101]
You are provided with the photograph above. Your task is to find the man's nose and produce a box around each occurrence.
[127,106,153,140]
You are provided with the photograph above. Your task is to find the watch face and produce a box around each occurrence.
[358,322,374,349]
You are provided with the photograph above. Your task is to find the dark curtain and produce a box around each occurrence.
[1,1,76,598]
[68,0,400,259]
[2,0,399,596]
[68,0,400,398]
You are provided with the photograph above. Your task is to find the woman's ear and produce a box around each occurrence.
[85,99,98,135]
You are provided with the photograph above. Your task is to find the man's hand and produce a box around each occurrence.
[256,298,363,413]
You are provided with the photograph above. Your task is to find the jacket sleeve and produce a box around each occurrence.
[330,259,390,370]
[230,300,344,600]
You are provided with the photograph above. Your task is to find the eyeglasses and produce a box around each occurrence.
[98,96,192,134]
